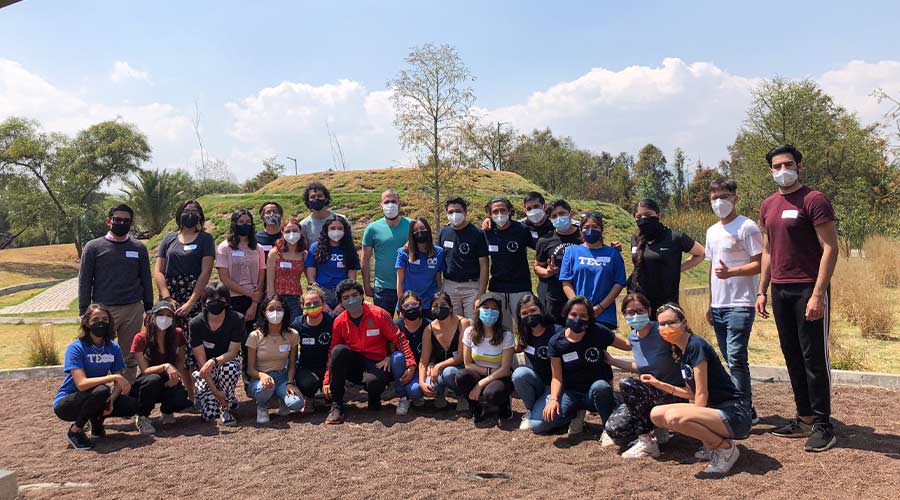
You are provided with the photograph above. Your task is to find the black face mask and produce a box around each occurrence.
[110,222,131,237]
[636,216,661,238]
[234,224,253,236]
[308,199,326,211]
[90,321,112,338]
[413,231,430,243]
[402,308,422,321]
[565,317,589,334]
[523,314,543,329]
[206,300,227,315]
[180,212,200,228]
[432,306,451,321]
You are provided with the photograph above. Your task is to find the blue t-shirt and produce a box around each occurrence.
[522,324,561,385]
[53,339,126,408]
[629,323,683,386]
[395,246,445,309]
[305,241,361,288]
[680,334,743,407]
[559,244,627,327]
[548,323,616,391]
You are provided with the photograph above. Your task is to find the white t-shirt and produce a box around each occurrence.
[462,326,515,369]
[705,215,764,308]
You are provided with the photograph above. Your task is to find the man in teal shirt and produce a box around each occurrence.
[362,189,411,316]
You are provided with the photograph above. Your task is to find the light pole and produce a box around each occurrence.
[286,156,298,176]
[496,122,508,171]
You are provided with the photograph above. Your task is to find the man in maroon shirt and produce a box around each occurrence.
[755,144,839,453]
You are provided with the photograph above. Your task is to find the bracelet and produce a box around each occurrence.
[757,292,767,297]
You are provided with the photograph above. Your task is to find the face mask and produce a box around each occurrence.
[523,314,543,329]
[565,317,589,333]
[625,314,651,331]
[636,216,660,238]
[659,324,683,344]
[266,310,284,324]
[432,305,451,321]
[235,223,253,236]
[284,231,301,245]
[526,208,545,224]
[90,321,112,338]
[342,295,363,314]
[328,229,345,242]
[402,307,421,321]
[711,198,734,219]
[180,212,200,228]
[263,213,281,226]
[155,316,173,330]
[206,300,227,315]
[491,214,510,227]
[413,231,430,243]
[772,169,799,188]
[552,216,571,231]
[382,203,399,219]
[110,222,131,237]
[303,305,323,318]
[447,212,465,226]
[582,228,601,244]
[478,307,500,326]
[308,198,327,211]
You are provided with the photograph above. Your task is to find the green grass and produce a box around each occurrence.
[0,287,48,309]
[0,323,78,369]
[0,262,77,289]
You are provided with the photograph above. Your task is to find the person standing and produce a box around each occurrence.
[299,182,352,245]
[396,217,444,312]
[756,144,839,452]
[266,217,308,320]
[534,200,582,324]
[216,209,266,335]
[362,189,411,316]
[520,191,554,246]
[256,201,284,258]
[705,178,763,424]
[438,197,489,319]
[483,197,534,332]
[305,216,360,309]
[78,203,153,383]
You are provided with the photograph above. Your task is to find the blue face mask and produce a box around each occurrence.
[479,308,500,326]
[582,228,601,244]
[552,216,571,231]
[626,314,651,330]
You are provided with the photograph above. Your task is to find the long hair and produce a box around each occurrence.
[227,208,258,250]
[514,293,552,350]
[562,295,596,326]
[257,295,291,337]
[471,296,504,346]
[143,311,178,364]
[175,199,205,231]
[78,304,116,343]
[656,302,694,362]
[406,216,434,258]
[633,199,662,279]
[314,216,358,268]
[273,217,308,255]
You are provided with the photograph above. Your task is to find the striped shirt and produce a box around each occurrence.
[462,326,514,369]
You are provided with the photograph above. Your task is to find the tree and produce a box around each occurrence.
[242,156,285,193]
[684,167,724,209]
[633,144,671,205]
[671,148,687,208]
[389,43,475,228]
[460,119,517,170]
[122,168,186,237]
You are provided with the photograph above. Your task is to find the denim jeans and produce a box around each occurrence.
[710,306,754,406]
[281,295,302,323]
[247,368,304,410]
[529,379,617,434]
[390,351,423,399]
[425,365,460,395]
[511,366,548,411]
[374,287,399,317]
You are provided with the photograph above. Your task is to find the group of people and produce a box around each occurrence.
[55,144,838,475]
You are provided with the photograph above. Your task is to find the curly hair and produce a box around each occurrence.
[313,216,358,268]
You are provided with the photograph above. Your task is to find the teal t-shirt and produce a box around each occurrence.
[362,217,411,289]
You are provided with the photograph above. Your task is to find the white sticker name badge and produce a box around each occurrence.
[562,351,579,363]
[366,329,380,337]
[524,345,536,355]
[202,341,216,349]
[232,250,245,257]
[260,245,273,252]
[781,209,799,219]
[183,244,197,252]
[302,337,316,345]
[443,240,455,249]
[488,245,499,253]
[279,261,293,269]
[530,231,539,240]
[336,261,345,268]
[279,344,291,353]
[125,250,139,259]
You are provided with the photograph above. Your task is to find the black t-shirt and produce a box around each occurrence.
[438,223,489,282]
[519,216,554,248]
[395,318,426,363]
[534,229,583,297]
[485,220,533,293]
[256,230,282,258]
[188,310,245,359]
[627,227,695,310]
[680,334,743,407]
[292,313,334,373]
[522,324,560,385]
[429,323,461,363]
[157,231,216,278]
[548,323,615,391]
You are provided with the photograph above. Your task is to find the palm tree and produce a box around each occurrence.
[122,168,185,237]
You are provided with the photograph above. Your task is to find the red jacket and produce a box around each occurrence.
[323,303,417,385]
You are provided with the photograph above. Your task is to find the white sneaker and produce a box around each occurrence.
[221,410,238,427]
[456,398,469,412]
[694,446,714,461]
[654,427,671,445]
[434,393,448,409]
[568,410,586,438]
[705,442,740,474]
[135,415,156,435]
[600,430,616,447]
[622,435,660,459]
[277,400,291,416]
[519,410,532,431]
[396,397,412,416]
[160,413,176,425]
[256,407,270,424]
[412,397,425,407]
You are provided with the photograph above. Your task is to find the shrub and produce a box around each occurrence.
[679,289,716,344]
[863,235,900,288]
[831,257,894,339]
[26,324,60,367]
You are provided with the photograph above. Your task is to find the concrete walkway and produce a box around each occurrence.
[0,278,78,315]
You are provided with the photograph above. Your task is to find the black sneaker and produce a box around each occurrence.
[367,398,382,412]
[89,419,106,439]
[326,402,345,424]
[67,427,94,451]
[471,401,487,424]
[804,424,837,452]
[751,407,760,425]
[771,418,812,438]
[498,399,513,420]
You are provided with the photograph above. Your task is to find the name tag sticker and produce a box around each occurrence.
[232,250,245,257]
[202,341,216,349]
[260,245,273,251]
[302,337,316,345]
[443,241,455,249]
[531,231,539,239]
[562,351,579,362]
[279,261,293,269]
[279,344,291,353]
[524,345,536,355]
[336,261,345,268]
[631,246,638,254]
[125,251,139,259]
[366,329,380,337]
[488,245,499,252]
[781,210,799,219]
[183,244,197,251]
[410,259,420,265]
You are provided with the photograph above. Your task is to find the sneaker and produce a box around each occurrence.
[66,427,94,450]
[160,413,176,425]
[704,441,740,474]
[456,398,470,413]
[326,403,345,424]
[135,415,157,435]
[568,410,585,438]
[300,400,316,414]
[653,427,670,445]
[519,410,532,431]
[771,418,813,438]
[277,400,291,417]
[221,410,238,427]
[228,399,239,411]
[600,430,616,447]
[498,400,513,420]
[804,424,837,452]
[622,435,660,459]
[471,401,487,424]
[256,407,271,425]
[434,393,448,409]
[751,407,760,425]
[182,404,201,415]
[89,420,106,439]
[694,446,714,461]
[396,397,412,416]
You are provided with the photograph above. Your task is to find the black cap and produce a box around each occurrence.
[477,292,504,309]
[151,300,176,314]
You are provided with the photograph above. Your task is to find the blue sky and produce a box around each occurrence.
[2,0,900,179]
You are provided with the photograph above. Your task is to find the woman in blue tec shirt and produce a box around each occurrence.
[305,216,360,310]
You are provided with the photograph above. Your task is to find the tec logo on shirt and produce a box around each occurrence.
[584,347,601,363]
[459,242,471,255]
[577,256,611,267]
[318,332,332,345]
[426,257,439,267]
[86,353,115,364]
[506,241,520,253]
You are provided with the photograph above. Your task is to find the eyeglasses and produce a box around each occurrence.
[624,309,647,316]
[658,320,682,329]
[110,217,132,224]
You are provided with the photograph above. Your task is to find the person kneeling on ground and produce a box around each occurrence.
[247,295,304,424]
[647,303,752,475]
[393,291,427,415]
[418,292,468,411]
[129,301,195,434]
[189,283,243,426]
[323,279,417,424]
[291,285,335,413]
[53,304,140,450]
[511,294,560,431]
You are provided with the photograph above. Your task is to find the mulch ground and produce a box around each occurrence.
[2,376,899,500]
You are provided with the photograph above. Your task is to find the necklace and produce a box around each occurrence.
[90,342,105,355]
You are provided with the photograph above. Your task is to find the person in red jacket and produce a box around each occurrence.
[324,279,417,424]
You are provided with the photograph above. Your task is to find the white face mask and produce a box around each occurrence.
[773,169,799,188]
[155,316,173,330]
[711,198,734,219]
[492,214,510,227]
[284,231,301,245]
[327,229,345,242]
[526,208,545,224]
[447,212,465,226]
[382,202,399,219]
[266,310,284,324]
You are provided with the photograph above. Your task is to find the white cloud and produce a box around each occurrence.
[820,60,900,127]
[109,61,150,83]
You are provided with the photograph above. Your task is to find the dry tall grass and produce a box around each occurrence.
[832,254,895,339]
[26,323,60,367]
[679,290,716,343]
[864,235,900,288]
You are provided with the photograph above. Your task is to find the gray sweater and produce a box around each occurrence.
[78,235,154,315]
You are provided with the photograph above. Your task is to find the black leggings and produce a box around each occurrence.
[54,384,139,428]
[455,368,513,411]
[604,376,684,446]
[295,365,326,399]
[131,373,193,416]
[328,345,390,406]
